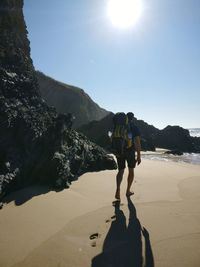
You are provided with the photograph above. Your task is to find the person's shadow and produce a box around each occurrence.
[91,197,154,267]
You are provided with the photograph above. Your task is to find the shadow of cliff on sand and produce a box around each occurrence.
[3,185,51,206]
[92,197,154,267]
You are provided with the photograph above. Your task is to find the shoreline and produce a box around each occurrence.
[0,159,200,267]
[142,149,200,165]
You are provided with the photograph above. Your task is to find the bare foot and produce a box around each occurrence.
[126,191,134,197]
[115,191,120,200]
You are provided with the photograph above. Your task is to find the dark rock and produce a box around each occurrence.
[78,113,114,150]
[0,0,116,199]
[140,137,156,151]
[28,128,116,190]
[153,126,196,153]
[191,136,200,153]
[133,118,158,151]
[164,150,183,156]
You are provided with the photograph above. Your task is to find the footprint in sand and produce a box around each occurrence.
[90,233,101,247]
[90,233,100,240]
[91,241,96,247]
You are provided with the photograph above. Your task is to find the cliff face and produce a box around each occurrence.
[36,71,109,128]
[0,0,116,199]
[0,0,39,96]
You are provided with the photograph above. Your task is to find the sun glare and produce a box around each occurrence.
[107,0,143,29]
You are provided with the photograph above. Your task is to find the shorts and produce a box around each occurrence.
[116,147,136,170]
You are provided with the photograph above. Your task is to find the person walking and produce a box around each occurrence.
[114,112,141,200]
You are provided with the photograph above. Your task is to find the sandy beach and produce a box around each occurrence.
[1,159,200,267]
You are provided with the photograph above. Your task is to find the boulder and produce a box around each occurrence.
[153,126,196,153]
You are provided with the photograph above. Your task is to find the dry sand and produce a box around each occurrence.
[0,159,200,267]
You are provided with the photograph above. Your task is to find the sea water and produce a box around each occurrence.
[142,128,200,165]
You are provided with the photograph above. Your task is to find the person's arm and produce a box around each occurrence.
[134,136,141,165]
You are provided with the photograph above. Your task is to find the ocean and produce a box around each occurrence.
[142,128,200,165]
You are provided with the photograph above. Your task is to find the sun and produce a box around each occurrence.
[107,0,143,29]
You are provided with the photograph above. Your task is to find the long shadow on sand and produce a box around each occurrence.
[92,197,154,267]
[3,185,51,206]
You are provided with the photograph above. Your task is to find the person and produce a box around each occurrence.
[115,112,141,200]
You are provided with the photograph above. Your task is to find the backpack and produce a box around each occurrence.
[111,112,132,156]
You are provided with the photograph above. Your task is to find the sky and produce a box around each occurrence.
[24,0,200,129]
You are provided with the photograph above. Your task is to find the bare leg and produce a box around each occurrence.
[126,168,134,196]
[115,169,124,200]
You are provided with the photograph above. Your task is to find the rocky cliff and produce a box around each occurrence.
[0,0,116,200]
[36,71,109,128]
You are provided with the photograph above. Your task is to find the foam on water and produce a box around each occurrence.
[189,128,200,137]
[143,152,200,165]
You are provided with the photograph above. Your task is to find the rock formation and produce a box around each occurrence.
[153,126,197,152]
[36,71,109,128]
[0,0,116,199]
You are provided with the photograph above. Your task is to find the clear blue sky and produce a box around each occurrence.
[24,0,200,129]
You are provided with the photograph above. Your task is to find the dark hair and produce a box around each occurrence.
[127,112,134,121]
